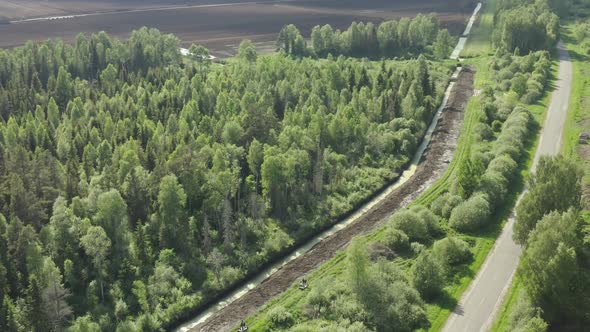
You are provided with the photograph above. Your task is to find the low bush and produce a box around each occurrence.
[488,154,518,180]
[381,227,410,253]
[412,252,445,299]
[430,193,463,219]
[449,193,491,232]
[478,170,509,208]
[432,237,472,266]
[475,122,494,141]
[390,208,433,242]
[496,106,514,121]
[269,306,295,329]
[412,205,441,236]
[493,107,532,159]
[411,242,426,255]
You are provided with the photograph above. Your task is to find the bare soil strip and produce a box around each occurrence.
[185,68,475,332]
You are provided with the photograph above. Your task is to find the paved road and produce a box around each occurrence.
[442,40,572,332]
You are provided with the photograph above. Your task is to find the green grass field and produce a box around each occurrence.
[460,0,496,58]
[562,23,590,180]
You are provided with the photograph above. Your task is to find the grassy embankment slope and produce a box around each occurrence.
[491,20,590,332]
[241,0,556,330]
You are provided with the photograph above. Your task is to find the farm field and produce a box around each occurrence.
[0,0,476,56]
[0,0,270,19]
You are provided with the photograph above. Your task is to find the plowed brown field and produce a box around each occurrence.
[0,0,476,56]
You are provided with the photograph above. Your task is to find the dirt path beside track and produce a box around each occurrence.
[186,67,475,332]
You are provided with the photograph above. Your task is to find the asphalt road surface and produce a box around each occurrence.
[442,40,572,332]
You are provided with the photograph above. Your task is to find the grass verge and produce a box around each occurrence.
[562,23,590,179]
[489,277,522,331]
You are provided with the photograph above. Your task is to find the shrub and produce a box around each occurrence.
[496,106,514,121]
[498,68,514,80]
[412,252,444,299]
[493,108,531,158]
[366,261,429,331]
[268,306,294,328]
[526,79,544,93]
[482,102,498,121]
[449,193,491,232]
[390,209,428,241]
[411,242,425,255]
[475,123,494,141]
[511,74,527,96]
[473,148,493,167]
[430,193,463,219]
[302,279,335,319]
[493,142,521,160]
[488,154,518,180]
[381,227,410,253]
[218,266,244,289]
[492,120,503,132]
[478,171,509,207]
[433,237,472,266]
[531,71,546,83]
[412,205,441,236]
[263,224,294,256]
[498,79,512,91]
[522,90,541,104]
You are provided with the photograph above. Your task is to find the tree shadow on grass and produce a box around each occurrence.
[561,25,590,63]
[430,289,459,313]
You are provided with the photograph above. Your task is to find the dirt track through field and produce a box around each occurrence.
[180,67,474,332]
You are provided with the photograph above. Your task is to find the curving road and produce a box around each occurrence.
[442,40,572,332]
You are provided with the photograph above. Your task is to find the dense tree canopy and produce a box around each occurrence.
[519,209,590,326]
[279,14,453,59]
[514,156,582,244]
[493,0,560,53]
[0,26,451,330]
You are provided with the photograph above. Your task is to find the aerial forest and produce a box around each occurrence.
[0,19,452,330]
[2,0,588,330]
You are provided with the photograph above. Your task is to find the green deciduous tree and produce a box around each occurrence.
[518,209,590,324]
[432,237,472,266]
[67,315,100,332]
[514,156,582,244]
[449,193,491,232]
[93,189,130,268]
[157,175,187,252]
[81,226,111,303]
[238,40,257,63]
[412,252,444,299]
[433,29,453,59]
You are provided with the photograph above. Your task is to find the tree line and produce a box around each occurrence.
[277,14,455,59]
[507,156,590,330]
[493,0,561,53]
[260,47,555,331]
[0,26,452,331]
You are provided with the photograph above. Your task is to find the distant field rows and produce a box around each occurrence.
[0,0,476,56]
